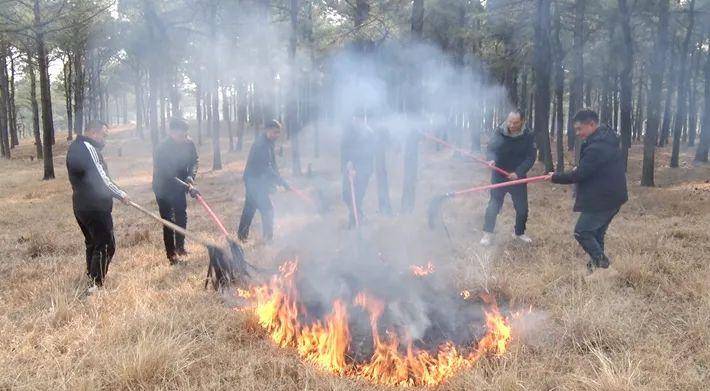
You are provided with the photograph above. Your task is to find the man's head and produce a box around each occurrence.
[85,121,109,145]
[506,110,525,134]
[265,119,283,141]
[573,109,600,140]
[169,117,189,142]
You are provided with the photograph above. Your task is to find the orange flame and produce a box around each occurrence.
[243,261,514,386]
[410,261,435,276]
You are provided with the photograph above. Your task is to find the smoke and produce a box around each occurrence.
[255,40,517,352]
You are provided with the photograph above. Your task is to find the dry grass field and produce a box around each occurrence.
[0,126,708,390]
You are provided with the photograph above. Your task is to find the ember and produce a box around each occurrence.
[410,261,435,276]
[238,259,515,386]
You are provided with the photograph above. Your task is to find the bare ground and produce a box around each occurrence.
[0,127,708,390]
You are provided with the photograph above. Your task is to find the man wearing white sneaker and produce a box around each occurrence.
[480,109,536,246]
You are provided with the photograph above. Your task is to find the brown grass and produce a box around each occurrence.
[0,128,708,390]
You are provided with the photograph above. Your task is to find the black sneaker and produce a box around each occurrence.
[597,255,610,269]
[176,248,189,256]
[169,255,185,266]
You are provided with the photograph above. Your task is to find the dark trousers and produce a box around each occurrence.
[238,184,274,241]
[483,183,529,235]
[74,209,115,286]
[343,171,372,227]
[574,208,620,262]
[156,194,187,258]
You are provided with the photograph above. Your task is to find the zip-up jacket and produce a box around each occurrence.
[67,135,126,212]
[486,124,537,183]
[551,125,628,212]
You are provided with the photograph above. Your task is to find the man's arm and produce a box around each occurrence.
[83,141,128,200]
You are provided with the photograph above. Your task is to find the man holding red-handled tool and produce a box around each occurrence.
[341,112,375,228]
[480,109,537,246]
[550,109,628,273]
[238,120,289,242]
[152,117,199,265]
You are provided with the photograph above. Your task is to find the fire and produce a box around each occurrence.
[410,261,435,276]
[242,261,515,386]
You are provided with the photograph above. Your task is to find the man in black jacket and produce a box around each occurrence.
[480,110,537,246]
[341,114,376,228]
[551,109,628,272]
[67,122,128,292]
[152,117,199,264]
[238,120,289,242]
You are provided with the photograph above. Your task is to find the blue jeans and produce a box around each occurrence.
[574,208,620,264]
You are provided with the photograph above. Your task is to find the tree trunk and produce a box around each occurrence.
[8,54,18,147]
[148,63,159,149]
[222,85,233,151]
[73,50,84,136]
[520,66,528,115]
[618,0,633,169]
[209,4,222,170]
[642,0,670,186]
[237,84,246,151]
[401,0,424,213]
[195,83,202,146]
[600,20,616,126]
[567,0,585,152]
[63,55,74,140]
[634,67,646,141]
[533,0,553,172]
[670,0,695,168]
[694,45,709,162]
[0,43,9,158]
[35,0,55,179]
[659,51,676,147]
[159,79,166,138]
[134,75,144,139]
[28,53,42,159]
[288,0,302,175]
[553,2,565,172]
[687,48,700,147]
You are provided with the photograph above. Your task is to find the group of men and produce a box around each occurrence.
[481,108,628,272]
[66,106,627,291]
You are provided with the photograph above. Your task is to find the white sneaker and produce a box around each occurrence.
[87,284,99,294]
[512,233,533,244]
[480,233,493,246]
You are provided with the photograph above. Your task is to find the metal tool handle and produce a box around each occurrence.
[125,200,214,247]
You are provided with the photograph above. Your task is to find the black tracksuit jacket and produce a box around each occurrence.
[552,125,628,212]
[66,135,126,211]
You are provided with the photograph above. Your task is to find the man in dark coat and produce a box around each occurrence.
[152,117,199,264]
[551,109,628,272]
[67,122,128,292]
[480,110,537,246]
[238,120,289,242]
[341,114,376,228]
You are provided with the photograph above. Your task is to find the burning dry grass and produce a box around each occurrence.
[0,134,708,389]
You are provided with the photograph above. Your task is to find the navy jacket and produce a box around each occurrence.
[552,125,628,212]
[486,124,537,183]
[66,135,126,212]
[152,137,199,197]
[244,133,285,190]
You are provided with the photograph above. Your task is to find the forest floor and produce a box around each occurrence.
[0,125,708,390]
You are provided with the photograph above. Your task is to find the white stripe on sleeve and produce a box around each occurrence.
[84,141,127,199]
